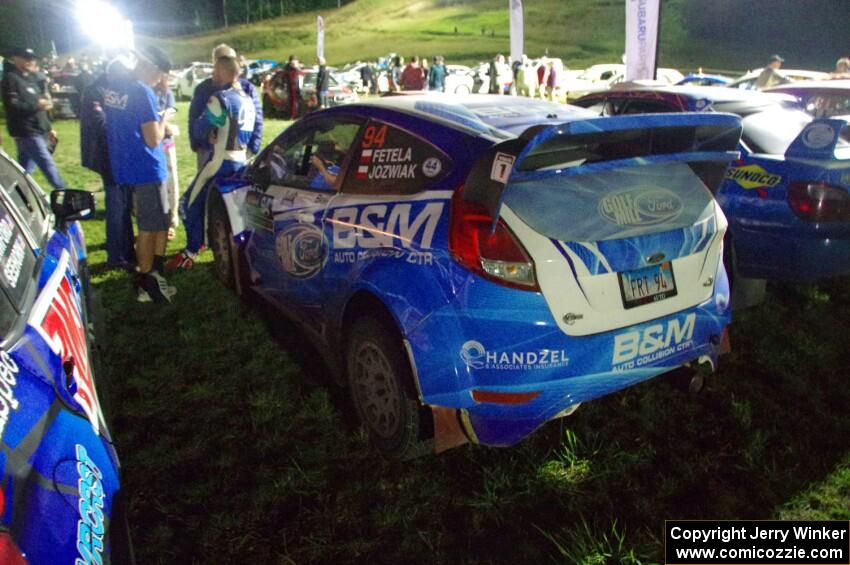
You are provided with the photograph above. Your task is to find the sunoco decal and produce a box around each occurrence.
[460,340,570,371]
[75,444,105,565]
[276,223,328,278]
[599,188,683,227]
[29,251,101,433]
[612,313,695,371]
[0,350,20,441]
[725,164,782,190]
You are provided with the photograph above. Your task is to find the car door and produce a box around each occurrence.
[244,115,366,330]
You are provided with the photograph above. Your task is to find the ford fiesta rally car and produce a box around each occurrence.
[204,94,743,458]
[574,86,850,289]
[0,151,129,564]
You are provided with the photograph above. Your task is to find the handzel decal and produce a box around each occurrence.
[0,350,21,441]
[276,223,328,278]
[725,164,782,190]
[599,188,683,226]
[331,202,444,250]
[612,313,695,370]
[29,252,101,433]
[75,444,106,565]
[460,340,570,371]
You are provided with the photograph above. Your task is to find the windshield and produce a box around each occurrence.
[742,109,811,154]
[504,161,716,242]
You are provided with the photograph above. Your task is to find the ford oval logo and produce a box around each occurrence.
[276,223,328,279]
[599,188,684,227]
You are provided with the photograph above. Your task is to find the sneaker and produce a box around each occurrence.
[165,249,196,271]
[138,272,177,303]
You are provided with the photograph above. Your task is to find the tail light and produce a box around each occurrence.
[449,187,539,291]
[788,181,850,222]
[0,533,28,565]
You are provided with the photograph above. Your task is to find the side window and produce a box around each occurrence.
[342,120,452,196]
[262,118,363,192]
[621,99,676,114]
[0,158,48,242]
[0,198,37,313]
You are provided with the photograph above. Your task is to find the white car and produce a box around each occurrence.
[566,66,684,100]
[175,62,214,100]
[727,69,831,90]
[443,64,475,94]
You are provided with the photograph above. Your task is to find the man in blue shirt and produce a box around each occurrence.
[188,44,262,172]
[103,46,176,303]
[168,56,256,270]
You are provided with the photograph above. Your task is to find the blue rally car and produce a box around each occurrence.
[205,94,742,458]
[0,151,129,564]
[574,86,850,287]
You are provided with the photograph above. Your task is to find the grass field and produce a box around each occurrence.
[6,104,850,563]
[151,0,749,75]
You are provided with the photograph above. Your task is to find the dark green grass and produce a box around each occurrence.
[5,108,850,563]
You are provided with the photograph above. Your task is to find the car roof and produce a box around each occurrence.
[583,84,797,106]
[330,93,594,137]
[766,79,850,92]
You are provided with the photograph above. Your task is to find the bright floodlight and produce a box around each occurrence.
[75,0,133,50]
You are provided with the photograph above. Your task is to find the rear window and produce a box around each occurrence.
[742,109,811,154]
[504,161,716,242]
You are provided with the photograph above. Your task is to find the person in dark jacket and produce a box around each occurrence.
[79,60,136,269]
[316,57,330,109]
[1,47,66,188]
[281,55,302,119]
[428,56,446,92]
[360,63,375,94]
[188,44,263,171]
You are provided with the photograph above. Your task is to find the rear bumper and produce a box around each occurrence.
[733,224,850,281]
[406,268,731,447]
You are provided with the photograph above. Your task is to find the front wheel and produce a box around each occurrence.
[207,190,240,291]
[346,317,421,460]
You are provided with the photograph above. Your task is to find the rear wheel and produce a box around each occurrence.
[454,84,470,95]
[346,317,421,460]
[207,190,240,291]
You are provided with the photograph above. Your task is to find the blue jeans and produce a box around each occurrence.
[14,135,66,189]
[318,90,329,108]
[105,183,136,265]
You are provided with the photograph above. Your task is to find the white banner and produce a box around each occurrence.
[509,0,524,65]
[625,0,660,81]
[317,16,325,60]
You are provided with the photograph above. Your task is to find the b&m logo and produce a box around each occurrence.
[460,340,570,371]
[331,202,443,250]
[599,188,683,227]
[612,313,695,369]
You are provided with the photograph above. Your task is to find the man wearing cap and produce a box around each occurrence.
[755,54,791,90]
[1,47,66,188]
[103,46,176,303]
[188,44,262,172]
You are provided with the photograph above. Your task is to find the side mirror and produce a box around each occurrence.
[51,189,95,223]
[249,165,271,188]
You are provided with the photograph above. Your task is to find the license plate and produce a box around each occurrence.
[618,262,677,309]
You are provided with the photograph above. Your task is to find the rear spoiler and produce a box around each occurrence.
[463,113,743,221]
[785,117,850,161]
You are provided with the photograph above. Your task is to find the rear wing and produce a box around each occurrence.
[464,113,743,222]
[785,117,850,161]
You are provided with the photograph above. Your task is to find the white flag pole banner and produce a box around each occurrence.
[625,0,660,81]
[317,16,325,60]
[509,0,524,64]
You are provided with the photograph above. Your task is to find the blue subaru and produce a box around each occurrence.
[0,151,130,564]
[206,95,742,458]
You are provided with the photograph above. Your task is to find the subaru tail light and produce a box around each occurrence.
[788,181,850,222]
[449,187,539,291]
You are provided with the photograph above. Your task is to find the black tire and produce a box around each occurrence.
[207,190,239,290]
[346,317,421,460]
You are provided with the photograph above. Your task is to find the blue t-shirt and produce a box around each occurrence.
[103,78,167,185]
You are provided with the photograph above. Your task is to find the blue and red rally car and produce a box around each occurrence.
[0,151,129,564]
[204,94,742,458]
